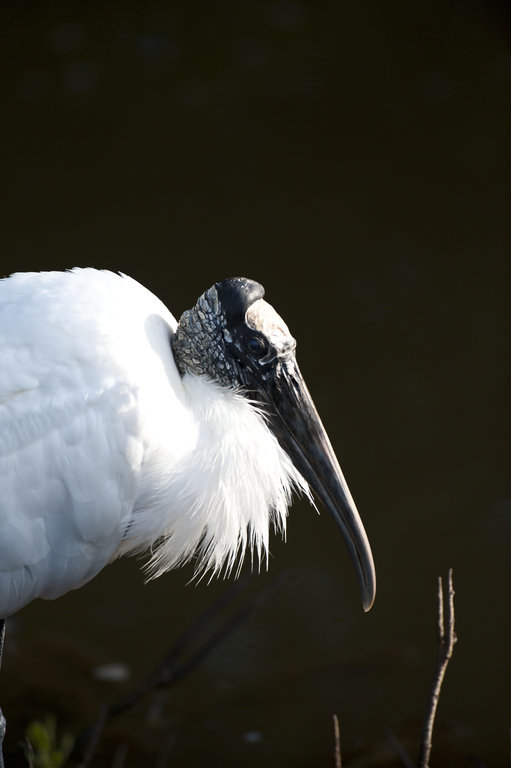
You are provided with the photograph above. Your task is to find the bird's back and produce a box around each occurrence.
[0,269,182,616]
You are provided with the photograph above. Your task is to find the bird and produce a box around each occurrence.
[0,269,375,764]
[0,268,375,617]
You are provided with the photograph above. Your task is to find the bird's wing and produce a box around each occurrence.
[0,268,178,616]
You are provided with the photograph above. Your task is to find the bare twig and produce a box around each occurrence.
[154,730,177,768]
[66,575,281,767]
[417,569,457,768]
[332,714,342,768]
[385,728,415,768]
[74,704,108,768]
[23,737,35,768]
[111,742,128,768]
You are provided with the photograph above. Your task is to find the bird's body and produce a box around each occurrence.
[0,269,308,617]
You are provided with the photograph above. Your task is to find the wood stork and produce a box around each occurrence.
[0,269,375,760]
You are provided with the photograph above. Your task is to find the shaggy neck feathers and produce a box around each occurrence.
[123,375,310,578]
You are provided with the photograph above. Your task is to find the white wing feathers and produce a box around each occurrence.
[0,269,179,616]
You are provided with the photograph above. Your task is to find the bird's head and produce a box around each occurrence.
[172,277,376,612]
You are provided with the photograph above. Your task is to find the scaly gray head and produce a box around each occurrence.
[172,277,376,612]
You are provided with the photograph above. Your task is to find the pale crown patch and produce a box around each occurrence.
[245,299,296,357]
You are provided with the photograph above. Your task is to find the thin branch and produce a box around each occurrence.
[154,730,177,768]
[417,569,457,768]
[23,737,35,768]
[332,714,342,768]
[74,705,108,768]
[0,621,4,672]
[385,728,415,768]
[436,576,444,644]
[66,575,281,767]
[111,742,128,768]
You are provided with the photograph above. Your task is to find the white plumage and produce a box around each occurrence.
[0,269,308,617]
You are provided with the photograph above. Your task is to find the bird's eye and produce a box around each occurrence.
[245,335,268,357]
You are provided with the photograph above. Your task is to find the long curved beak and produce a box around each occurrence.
[256,358,376,612]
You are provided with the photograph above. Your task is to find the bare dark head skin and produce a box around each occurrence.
[173,277,376,612]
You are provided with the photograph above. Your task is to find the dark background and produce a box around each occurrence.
[1,1,509,766]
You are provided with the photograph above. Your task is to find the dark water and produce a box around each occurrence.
[1,2,509,766]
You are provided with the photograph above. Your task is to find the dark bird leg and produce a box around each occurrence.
[0,619,5,768]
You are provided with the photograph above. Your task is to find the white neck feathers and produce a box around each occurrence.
[121,374,310,579]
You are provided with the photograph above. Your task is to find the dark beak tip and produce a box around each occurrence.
[360,553,376,612]
[363,587,376,613]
